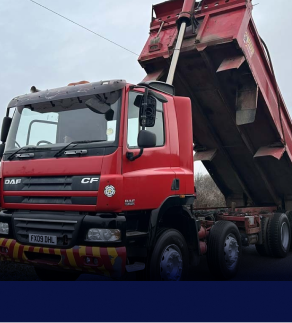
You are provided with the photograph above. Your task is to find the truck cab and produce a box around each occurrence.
[0,80,196,280]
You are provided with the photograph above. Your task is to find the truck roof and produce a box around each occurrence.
[8,79,126,108]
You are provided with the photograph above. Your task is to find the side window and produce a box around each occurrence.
[127,91,165,148]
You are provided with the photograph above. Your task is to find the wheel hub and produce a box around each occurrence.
[224,234,239,271]
[160,245,183,281]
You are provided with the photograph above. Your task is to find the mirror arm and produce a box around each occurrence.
[130,85,168,104]
[126,149,144,162]
[0,143,5,159]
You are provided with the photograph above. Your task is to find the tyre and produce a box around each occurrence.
[256,217,272,257]
[268,213,291,258]
[286,211,292,250]
[207,221,242,280]
[149,229,189,281]
[34,267,80,281]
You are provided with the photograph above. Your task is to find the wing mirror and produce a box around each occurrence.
[134,94,157,128]
[128,88,165,162]
[0,116,12,159]
[138,130,156,148]
[133,88,167,128]
[126,130,156,162]
[1,117,12,143]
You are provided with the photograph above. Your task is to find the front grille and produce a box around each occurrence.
[21,177,74,191]
[3,175,100,206]
[5,196,97,205]
[14,217,78,247]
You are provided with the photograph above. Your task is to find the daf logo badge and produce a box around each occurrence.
[104,185,116,198]
[5,179,21,185]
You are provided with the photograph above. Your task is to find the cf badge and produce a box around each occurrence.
[104,185,116,198]
[81,178,99,184]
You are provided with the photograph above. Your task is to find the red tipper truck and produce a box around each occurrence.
[0,0,291,280]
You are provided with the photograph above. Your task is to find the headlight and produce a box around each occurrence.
[87,229,121,242]
[0,223,9,235]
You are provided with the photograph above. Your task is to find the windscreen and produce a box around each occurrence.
[5,92,121,152]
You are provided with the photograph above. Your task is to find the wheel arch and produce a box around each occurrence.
[148,195,200,259]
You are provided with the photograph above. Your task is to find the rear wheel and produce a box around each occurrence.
[256,217,272,256]
[207,221,242,280]
[286,211,292,250]
[150,229,189,281]
[34,267,80,281]
[268,213,291,258]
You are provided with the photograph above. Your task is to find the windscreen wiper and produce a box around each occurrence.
[8,145,49,161]
[54,140,105,158]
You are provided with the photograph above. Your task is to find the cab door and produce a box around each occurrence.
[122,89,177,211]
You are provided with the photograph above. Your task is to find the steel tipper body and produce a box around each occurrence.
[0,80,197,280]
[140,0,292,209]
[138,0,292,278]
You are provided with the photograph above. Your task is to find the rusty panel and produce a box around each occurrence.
[199,0,247,15]
[196,9,245,44]
[236,74,258,126]
[139,27,178,62]
[153,0,183,17]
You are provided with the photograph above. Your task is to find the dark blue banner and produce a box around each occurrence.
[1,281,291,322]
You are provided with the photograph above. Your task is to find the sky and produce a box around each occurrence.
[0,0,291,174]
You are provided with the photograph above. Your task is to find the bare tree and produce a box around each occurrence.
[194,173,226,208]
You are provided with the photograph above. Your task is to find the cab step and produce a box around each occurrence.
[126,262,146,273]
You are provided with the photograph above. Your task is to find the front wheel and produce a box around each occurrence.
[34,267,80,281]
[207,221,242,280]
[150,229,189,281]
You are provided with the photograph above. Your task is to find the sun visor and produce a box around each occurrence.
[8,80,126,108]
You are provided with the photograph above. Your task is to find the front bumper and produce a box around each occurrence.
[0,238,126,278]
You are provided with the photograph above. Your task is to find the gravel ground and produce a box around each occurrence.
[0,261,38,281]
[0,261,114,281]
